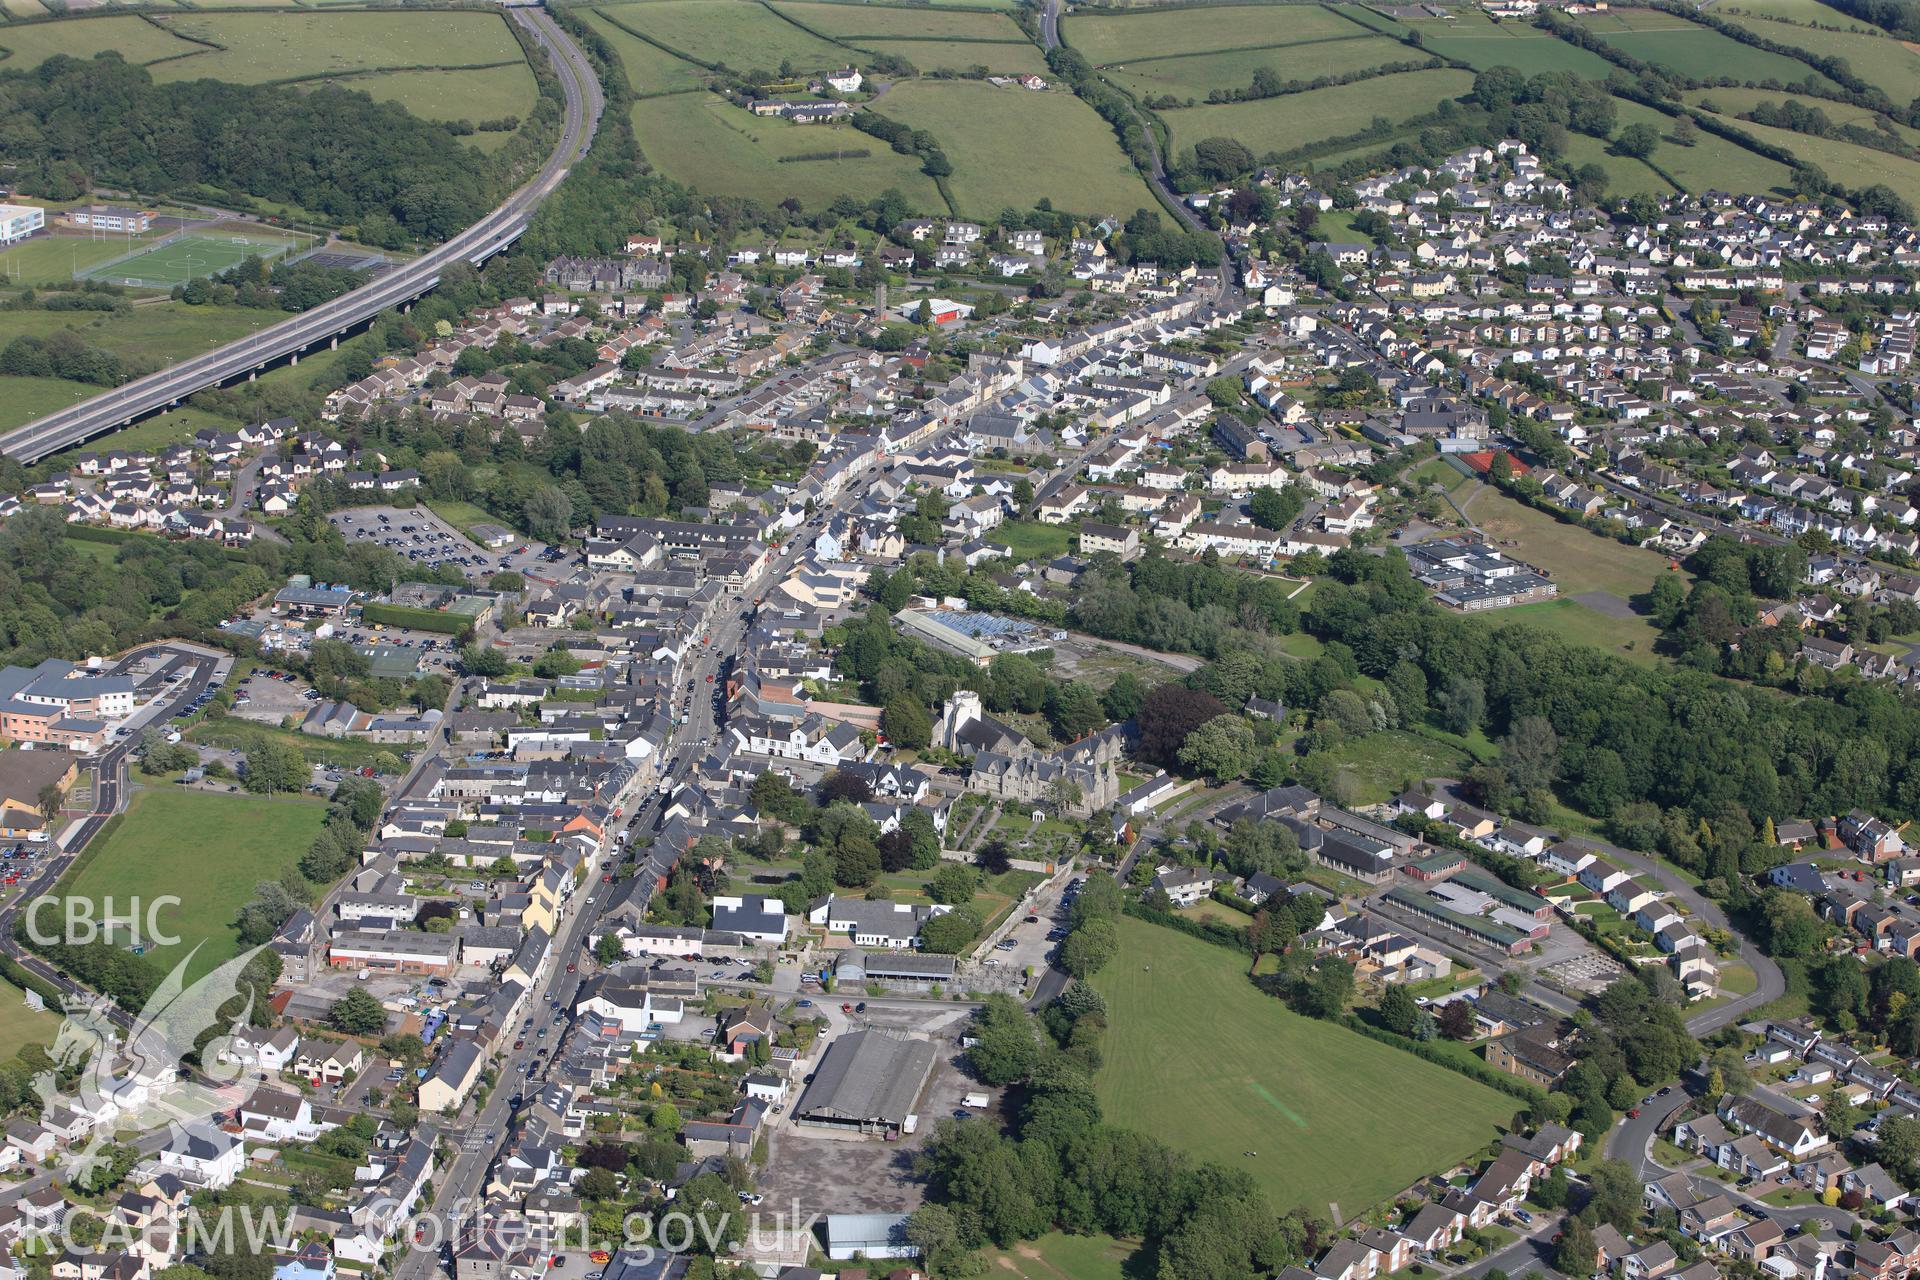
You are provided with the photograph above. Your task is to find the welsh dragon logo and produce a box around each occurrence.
[28,944,268,1188]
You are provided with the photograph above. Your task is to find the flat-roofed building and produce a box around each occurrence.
[0,204,44,245]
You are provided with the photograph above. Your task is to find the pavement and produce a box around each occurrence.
[1464,1213,1565,1279]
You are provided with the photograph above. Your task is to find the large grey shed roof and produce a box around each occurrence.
[794,1030,936,1125]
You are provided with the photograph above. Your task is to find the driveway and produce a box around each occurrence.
[1601,847,1784,1034]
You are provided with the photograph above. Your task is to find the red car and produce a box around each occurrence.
[842,1002,854,1014]
[566,963,576,973]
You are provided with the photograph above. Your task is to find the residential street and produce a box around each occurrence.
[1599,846,1784,1035]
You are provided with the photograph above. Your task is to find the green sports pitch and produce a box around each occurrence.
[78,231,305,288]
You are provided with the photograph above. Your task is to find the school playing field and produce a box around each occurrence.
[56,787,327,982]
[1093,917,1514,1219]
[79,231,307,289]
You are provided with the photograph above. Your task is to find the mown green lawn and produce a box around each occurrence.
[56,787,328,980]
[1486,597,1661,665]
[1094,917,1514,1219]
[991,519,1073,563]
[0,976,59,1061]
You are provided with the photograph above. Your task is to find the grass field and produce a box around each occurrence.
[186,717,399,771]
[1408,455,1474,497]
[0,375,101,430]
[581,7,712,93]
[57,407,240,456]
[1557,130,1677,197]
[149,10,527,84]
[1160,68,1473,155]
[0,302,284,365]
[629,91,941,211]
[0,976,58,1062]
[1455,481,1680,659]
[80,232,304,289]
[986,1234,1137,1280]
[1315,728,1473,805]
[872,80,1160,214]
[57,787,327,981]
[1719,0,1881,25]
[0,14,206,69]
[1064,3,1364,64]
[1706,110,1920,208]
[1574,8,1835,85]
[852,36,1048,75]
[1401,12,1616,75]
[1094,917,1514,1218]
[1715,11,1920,99]
[1179,899,1255,928]
[1551,95,1783,199]
[990,519,1074,562]
[591,0,852,73]
[341,65,540,147]
[775,1,1029,39]
[1687,87,1920,147]
[1460,482,1678,600]
[426,498,516,546]
[1604,98,1796,194]
[0,233,170,287]
[1487,596,1662,663]
[1105,36,1416,101]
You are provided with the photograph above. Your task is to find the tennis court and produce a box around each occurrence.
[78,231,305,288]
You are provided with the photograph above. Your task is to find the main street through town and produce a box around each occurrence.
[393,471,887,1280]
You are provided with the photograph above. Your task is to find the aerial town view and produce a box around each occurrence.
[4,0,1920,1277]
